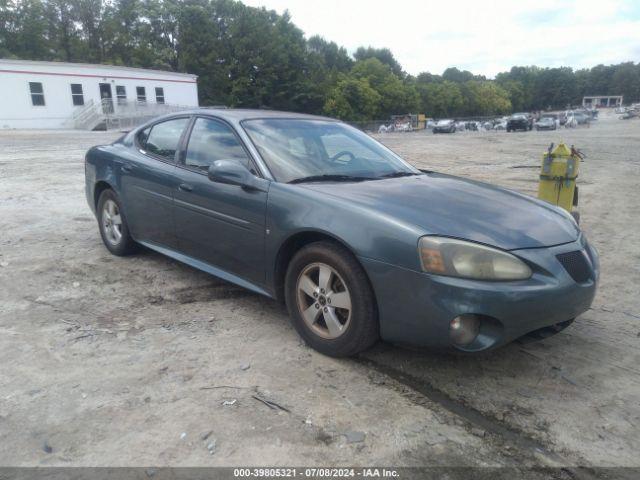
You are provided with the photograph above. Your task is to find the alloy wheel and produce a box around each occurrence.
[102,199,123,246]
[296,262,352,339]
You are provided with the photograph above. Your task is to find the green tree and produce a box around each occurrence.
[353,46,404,77]
[461,81,511,115]
[350,58,419,118]
[416,80,464,117]
[307,35,352,73]
[323,75,381,121]
[611,62,640,104]
[532,67,576,110]
[497,79,526,112]
[12,0,50,60]
[0,0,17,57]
[442,67,484,83]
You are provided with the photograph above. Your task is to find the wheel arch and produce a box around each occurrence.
[272,230,374,305]
[93,180,115,210]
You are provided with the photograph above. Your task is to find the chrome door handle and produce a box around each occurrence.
[178,183,193,192]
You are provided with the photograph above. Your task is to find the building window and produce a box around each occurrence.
[70,84,84,106]
[155,87,165,104]
[29,82,45,106]
[136,86,146,103]
[116,85,127,105]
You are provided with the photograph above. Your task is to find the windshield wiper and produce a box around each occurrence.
[379,171,421,179]
[288,174,374,184]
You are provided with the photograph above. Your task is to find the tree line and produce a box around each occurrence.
[2,0,639,120]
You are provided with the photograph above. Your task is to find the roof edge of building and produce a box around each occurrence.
[0,58,197,79]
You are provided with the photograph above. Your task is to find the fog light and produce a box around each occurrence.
[450,314,480,346]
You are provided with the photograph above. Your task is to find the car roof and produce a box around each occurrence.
[175,108,338,123]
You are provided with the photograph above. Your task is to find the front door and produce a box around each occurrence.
[173,116,269,286]
[120,117,190,249]
[99,83,114,114]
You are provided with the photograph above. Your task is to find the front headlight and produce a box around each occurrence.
[418,236,532,281]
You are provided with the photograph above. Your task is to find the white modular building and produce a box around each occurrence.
[582,95,623,108]
[0,59,199,130]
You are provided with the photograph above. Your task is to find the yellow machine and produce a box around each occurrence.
[537,143,583,222]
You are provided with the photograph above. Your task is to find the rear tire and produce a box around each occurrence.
[285,241,379,357]
[97,189,138,256]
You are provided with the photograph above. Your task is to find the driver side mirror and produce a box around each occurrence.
[207,160,268,192]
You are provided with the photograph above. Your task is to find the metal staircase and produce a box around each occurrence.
[65,99,194,131]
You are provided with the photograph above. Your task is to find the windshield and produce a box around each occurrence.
[242,119,420,183]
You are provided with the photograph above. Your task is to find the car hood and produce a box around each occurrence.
[301,173,579,250]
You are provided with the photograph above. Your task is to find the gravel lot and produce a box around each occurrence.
[1,112,638,470]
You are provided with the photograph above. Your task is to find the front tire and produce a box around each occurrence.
[284,242,379,357]
[97,189,138,256]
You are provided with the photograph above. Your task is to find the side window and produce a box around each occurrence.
[141,118,189,162]
[116,85,127,105]
[70,84,84,106]
[184,118,252,172]
[155,87,165,104]
[136,86,146,103]
[29,82,45,106]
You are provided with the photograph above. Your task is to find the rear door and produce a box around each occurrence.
[173,116,268,285]
[120,116,190,249]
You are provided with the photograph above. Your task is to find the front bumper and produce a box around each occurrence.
[360,236,598,352]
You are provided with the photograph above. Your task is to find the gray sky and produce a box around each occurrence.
[242,0,640,77]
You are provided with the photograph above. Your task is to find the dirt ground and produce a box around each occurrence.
[0,111,639,471]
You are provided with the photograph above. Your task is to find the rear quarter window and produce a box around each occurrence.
[138,118,189,162]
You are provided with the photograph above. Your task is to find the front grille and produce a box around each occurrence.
[556,250,592,283]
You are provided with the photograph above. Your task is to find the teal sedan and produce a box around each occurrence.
[85,110,598,357]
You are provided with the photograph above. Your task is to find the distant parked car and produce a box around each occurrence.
[394,121,413,132]
[620,109,638,120]
[514,113,534,129]
[564,113,577,128]
[465,121,479,131]
[506,114,532,132]
[556,111,567,125]
[433,119,456,133]
[535,117,557,131]
[573,112,590,125]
